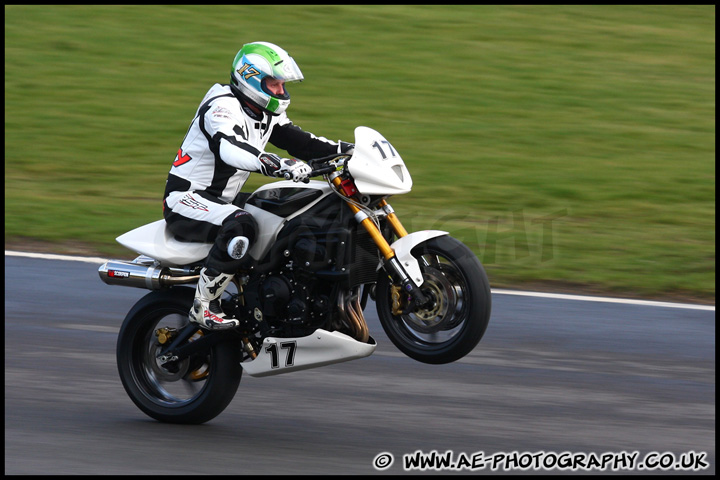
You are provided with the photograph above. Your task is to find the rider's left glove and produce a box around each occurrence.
[338,141,354,156]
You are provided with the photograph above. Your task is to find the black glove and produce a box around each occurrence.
[338,141,354,155]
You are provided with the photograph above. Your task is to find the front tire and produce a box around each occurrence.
[376,236,491,364]
[116,287,242,424]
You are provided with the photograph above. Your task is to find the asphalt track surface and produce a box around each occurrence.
[4,253,715,475]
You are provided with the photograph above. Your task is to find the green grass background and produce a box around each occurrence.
[5,5,715,302]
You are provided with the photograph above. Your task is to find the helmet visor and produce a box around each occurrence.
[270,55,303,83]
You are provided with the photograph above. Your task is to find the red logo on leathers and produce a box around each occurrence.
[173,148,192,167]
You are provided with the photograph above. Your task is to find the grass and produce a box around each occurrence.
[4,5,715,302]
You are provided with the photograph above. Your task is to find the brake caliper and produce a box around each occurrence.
[390,285,405,316]
[155,327,177,345]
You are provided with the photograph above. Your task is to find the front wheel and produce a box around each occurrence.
[376,236,491,364]
[116,287,242,424]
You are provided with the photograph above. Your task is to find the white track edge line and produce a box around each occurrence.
[491,288,713,311]
[5,250,111,264]
[5,250,714,311]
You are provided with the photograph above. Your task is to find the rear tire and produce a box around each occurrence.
[116,287,242,424]
[376,236,491,364]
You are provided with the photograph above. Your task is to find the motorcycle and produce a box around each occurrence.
[99,126,491,424]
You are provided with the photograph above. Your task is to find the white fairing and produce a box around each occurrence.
[116,220,211,266]
[241,329,377,377]
[242,203,285,260]
[348,126,412,195]
[390,230,449,286]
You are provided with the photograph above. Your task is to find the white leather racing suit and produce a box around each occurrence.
[163,83,347,245]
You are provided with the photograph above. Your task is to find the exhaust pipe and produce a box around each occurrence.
[99,259,200,290]
[337,288,370,343]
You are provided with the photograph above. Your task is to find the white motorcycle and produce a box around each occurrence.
[99,127,491,424]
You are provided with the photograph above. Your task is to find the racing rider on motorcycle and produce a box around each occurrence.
[163,41,354,330]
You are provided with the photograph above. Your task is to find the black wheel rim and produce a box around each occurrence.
[390,250,470,348]
[129,310,211,408]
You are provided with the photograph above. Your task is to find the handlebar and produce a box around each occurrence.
[282,153,350,183]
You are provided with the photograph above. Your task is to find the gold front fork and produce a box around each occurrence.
[330,176,408,259]
[378,199,408,239]
[330,174,428,312]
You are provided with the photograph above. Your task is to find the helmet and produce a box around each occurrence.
[230,41,304,115]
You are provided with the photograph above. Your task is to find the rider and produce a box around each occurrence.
[163,41,354,330]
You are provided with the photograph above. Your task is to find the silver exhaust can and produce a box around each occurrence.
[98,260,167,289]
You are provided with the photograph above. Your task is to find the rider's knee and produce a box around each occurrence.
[206,210,258,273]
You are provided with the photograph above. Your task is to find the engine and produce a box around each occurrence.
[229,221,375,341]
[254,270,332,334]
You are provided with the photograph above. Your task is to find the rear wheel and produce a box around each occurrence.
[116,287,242,424]
[376,236,491,364]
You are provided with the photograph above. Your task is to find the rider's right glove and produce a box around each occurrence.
[258,153,311,182]
[278,158,311,182]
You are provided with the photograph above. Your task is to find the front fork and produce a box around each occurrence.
[329,175,429,308]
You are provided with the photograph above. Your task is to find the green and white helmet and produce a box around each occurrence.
[230,41,304,115]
